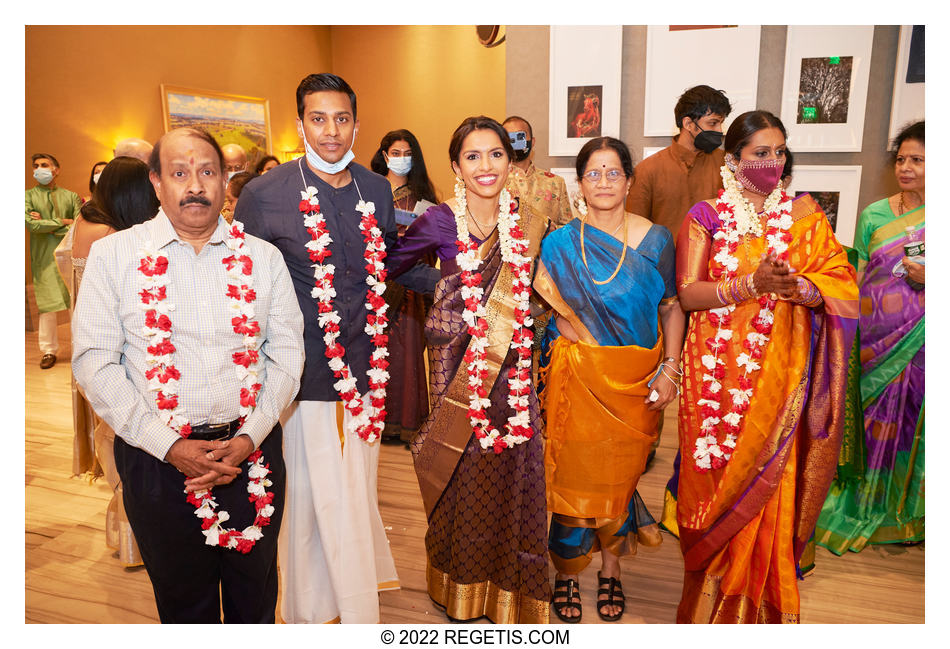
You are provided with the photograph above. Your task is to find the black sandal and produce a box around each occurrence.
[551,577,582,623]
[596,572,625,622]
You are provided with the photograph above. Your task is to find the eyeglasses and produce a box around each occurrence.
[582,169,625,184]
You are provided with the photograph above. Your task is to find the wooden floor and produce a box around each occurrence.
[25,322,925,623]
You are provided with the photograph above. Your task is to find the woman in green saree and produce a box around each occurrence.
[816,121,925,553]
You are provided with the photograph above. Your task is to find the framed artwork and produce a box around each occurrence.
[642,146,664,161]
[888,25,925,143]
[784,165,863,247]
[780,26,873,152]
[643,26,760,137]
[161,84,272,170]
[550,167,582,220]
[548,26,622,157]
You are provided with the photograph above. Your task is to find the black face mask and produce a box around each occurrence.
[692,124,723,154]
[508,130,532,162]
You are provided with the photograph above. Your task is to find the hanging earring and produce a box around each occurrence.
[573,191,588,217]
[454,176,467,214]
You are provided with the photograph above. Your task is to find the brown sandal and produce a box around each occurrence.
[596,571,625,622]
[551,577,582,623]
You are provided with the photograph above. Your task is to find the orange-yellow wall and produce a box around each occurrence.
[25,25,333,196]
[24,25,505,282]
[330,25,506,200]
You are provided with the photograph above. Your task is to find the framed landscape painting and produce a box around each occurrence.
[161,84,272,169]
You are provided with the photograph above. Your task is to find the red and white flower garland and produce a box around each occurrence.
[452,178,535,454]
[138,220,274,553]
[300,184,390,443]
[692,166,793,472]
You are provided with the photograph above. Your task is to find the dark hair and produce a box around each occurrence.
[891,120,924,156]
[88,160,108,195]
[370,129,438,205]
[227,171,255,199]
[781,149,794,182]
[674,85,732,129]
[724,110,787,159]
[574,136,635,181]
[448,116,514,165]
[254,155,280,174]
[80,157,159,231]
[32,152,60,168]
[296,73,357,120]
[148,128,225,177]
[502,115,533,140]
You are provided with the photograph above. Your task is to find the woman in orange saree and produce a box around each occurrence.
[675,111,858,623]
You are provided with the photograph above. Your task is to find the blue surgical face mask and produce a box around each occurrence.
[227,170,239,182]
[387,155,412,176]
[34,168,54,185]
[302,126,357,175]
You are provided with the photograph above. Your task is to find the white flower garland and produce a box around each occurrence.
[138,220,274,553]
[452,178,536,453]
[299,181,390,444]
[692,166,793,472]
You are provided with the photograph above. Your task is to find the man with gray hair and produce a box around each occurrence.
[73,127,304,623]
[113,137,154,163]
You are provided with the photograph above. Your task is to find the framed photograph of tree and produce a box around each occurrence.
[780,26,873,152]
[784,165,863,247]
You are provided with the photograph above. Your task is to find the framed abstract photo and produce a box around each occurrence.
[784,165,863,247]
[160,84,273,170]
[643,25,760,137]
[548,26,622,157]
[888,25,925,143]
[780,26,873,152]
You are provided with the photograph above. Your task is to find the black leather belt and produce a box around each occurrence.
[188,419,242,441]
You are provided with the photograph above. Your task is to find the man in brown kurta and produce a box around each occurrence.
[504,115,573,227]
[627,85,733,241]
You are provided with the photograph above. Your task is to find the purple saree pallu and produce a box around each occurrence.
[817,200,924,553]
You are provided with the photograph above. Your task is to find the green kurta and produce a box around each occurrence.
[25,184,79,313]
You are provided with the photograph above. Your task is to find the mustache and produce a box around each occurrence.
[180,195,212,207]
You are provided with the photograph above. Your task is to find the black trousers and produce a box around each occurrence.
[114,425,285,623]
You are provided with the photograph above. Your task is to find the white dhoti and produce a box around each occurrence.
[278,400,399,624]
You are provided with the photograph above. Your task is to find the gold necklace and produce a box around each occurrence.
[466,206,496,238]
[580,214,628,285]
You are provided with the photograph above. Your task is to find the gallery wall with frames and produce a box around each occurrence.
[505,25,924,248]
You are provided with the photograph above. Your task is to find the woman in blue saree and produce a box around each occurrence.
[534,137,685,622]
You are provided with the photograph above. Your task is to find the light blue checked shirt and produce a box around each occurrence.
[72,210,304,461]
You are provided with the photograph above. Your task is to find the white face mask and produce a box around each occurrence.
[227,170,239,182]
[386,155,412,176]
[301,124,357,175]
[92,172,102,185]
[34,168,54,185]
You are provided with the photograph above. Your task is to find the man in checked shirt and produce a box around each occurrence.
[72,127,304,623]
